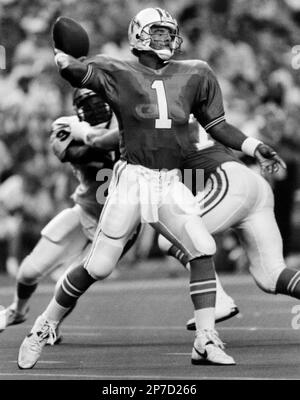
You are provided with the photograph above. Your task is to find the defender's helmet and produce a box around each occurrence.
[128,7,182,61]
[73,88,112,127]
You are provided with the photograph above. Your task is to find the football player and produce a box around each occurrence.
[18,8,284,368]
[158,117,300,331]
[0,88,117,335]
[0,93,236,335]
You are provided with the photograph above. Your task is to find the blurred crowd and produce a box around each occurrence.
[1,0,300,275]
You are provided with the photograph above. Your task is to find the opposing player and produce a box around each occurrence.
[158,118,299,331]
[18,8,283,368]
[0,88,116,335]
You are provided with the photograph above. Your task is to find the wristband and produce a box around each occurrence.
[241,137,263,157]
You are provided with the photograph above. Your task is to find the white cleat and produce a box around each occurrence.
[186,306,239,330]
[0,304,29,332]
[0,306,6,331]
[18,315,58,369]
[46,325,63,346]
[191,329,235,365]
[186,299,239,330]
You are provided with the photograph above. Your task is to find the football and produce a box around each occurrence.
[52,16,90,58]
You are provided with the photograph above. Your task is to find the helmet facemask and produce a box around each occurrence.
[73,89,112,127]
[140,24,182,60]
[128,8,183,61]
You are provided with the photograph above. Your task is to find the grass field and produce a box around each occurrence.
[0,262,299,381]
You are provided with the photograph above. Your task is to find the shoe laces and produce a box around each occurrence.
[30,319,57,350]
[196,328,225,350]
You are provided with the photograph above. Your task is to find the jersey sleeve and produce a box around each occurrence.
[64,143,108,164]
[193,64,226,132]
[61,55,115,102]
[78,61,110,99]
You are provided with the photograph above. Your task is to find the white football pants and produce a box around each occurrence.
[198,161,285,293]
[17,205,96,284]
[84,160,216,280]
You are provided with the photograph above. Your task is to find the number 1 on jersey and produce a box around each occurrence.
[151,80,172,129]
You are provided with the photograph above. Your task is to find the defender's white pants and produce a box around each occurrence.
[198,162,285,293]
[17,205,96,284]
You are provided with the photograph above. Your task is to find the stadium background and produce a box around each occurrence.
[0,0,300,278]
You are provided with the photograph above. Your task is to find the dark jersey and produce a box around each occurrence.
[71,157,114,220]
[65,55,225,170]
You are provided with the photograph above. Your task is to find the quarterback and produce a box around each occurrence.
[18,7,283,368]
[0,93,236,334]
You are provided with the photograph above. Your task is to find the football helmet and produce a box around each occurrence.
[73,88,112,127]
[128,7,183,61]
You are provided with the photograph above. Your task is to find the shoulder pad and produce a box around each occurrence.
[87,54,131,72]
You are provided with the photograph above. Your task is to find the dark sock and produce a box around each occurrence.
[55,265,96,308]
[276,268,300,298]
[190,256,216,309]
[167,245,190,266]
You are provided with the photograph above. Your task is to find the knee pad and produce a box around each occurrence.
[85,231,125,280]
[183,218,216,259]
[249,264,283,294]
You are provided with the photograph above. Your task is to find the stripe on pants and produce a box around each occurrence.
[199,166,229,217]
